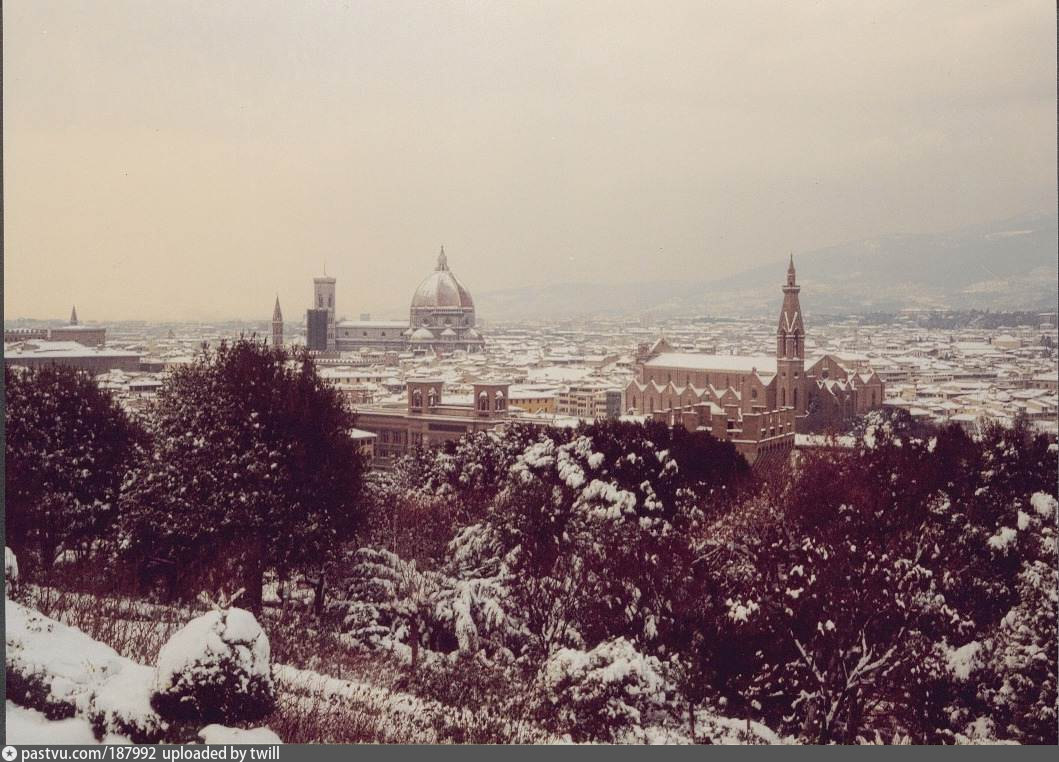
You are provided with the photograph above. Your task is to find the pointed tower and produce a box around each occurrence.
[272,296,284,348]
[436,245,449,271]
[70,306,79,326]
[776,255,807,420]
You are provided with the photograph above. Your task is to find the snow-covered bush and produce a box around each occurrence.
[151,607,275,724]
[5,598,171,742]
[5,598,126,719]
[87,663,168,743]
[537,637,670,742]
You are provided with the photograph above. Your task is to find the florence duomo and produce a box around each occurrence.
[301,246,485,356]
[4,0,1056,749]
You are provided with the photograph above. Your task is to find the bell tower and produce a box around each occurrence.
[776,255,806,422]
[313,274,337,352]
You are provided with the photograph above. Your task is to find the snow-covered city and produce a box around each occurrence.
[4,0,1057,749]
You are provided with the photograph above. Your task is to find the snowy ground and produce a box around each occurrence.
[6,702,101,745]
[6,591,788,744]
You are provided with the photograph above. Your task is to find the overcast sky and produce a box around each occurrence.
[4,0,1056,321]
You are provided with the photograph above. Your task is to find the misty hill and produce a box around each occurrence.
[475,211,1058,321]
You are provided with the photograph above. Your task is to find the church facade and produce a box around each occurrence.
[306,247,485,355]
[624,259,884,462]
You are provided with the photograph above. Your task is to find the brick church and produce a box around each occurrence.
[624,258,884,463]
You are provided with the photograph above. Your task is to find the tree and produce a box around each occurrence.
[119,338,365,609]
[537,637,669,742]
[446,418,750,699]
[711,416,1058,743]
[4,365,142,575]
[945,490,1058,744]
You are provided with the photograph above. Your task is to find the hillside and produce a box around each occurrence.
[474,211,1058,320]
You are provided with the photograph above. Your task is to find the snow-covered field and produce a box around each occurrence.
[6,702,100,745]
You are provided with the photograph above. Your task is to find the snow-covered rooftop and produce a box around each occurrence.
[644,352,777,374]
[336,320,409,329]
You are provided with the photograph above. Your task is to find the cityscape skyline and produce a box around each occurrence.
[4,206,1057,325]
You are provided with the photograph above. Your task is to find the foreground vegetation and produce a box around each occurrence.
[5,340,1056,743]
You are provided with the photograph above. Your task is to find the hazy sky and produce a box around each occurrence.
[4,0,1056,321]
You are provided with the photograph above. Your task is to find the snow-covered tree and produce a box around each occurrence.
[333,547,444,670]
[711,418,1057,743]
[362,426,544,567]
[537,637,669,742]
[949,491,1058,744]
[119,339,365,608]
[4,365,143,574]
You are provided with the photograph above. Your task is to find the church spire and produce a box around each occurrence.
[777,255,804,354]
[436,245,449,271]
[69,305,79,325]
[777,256,807,419]
[271,295,284,348]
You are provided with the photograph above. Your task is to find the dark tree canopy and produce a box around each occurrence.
[118,338,366,608]
[4,364,143,573]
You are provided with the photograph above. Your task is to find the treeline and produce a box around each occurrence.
[837,310,1056,330]
[4,340,1056,743]
[348,411,1056,744]
[4,339,365,610]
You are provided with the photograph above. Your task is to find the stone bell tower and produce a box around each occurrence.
[776,255,807,421]
[313,273,337,352]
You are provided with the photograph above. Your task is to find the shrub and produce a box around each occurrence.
[87,664,169,743]
[537,637,669,742]
[151,607,276,724]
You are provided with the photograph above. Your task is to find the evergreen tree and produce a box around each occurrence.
[119,338,365,609]
[4,365,142,574]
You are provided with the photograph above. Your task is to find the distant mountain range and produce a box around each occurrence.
[474,211,1058,320]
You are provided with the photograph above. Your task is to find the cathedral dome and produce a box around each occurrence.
[410,247,475,310]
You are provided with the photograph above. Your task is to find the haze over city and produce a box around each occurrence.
[4,0,1056,321]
